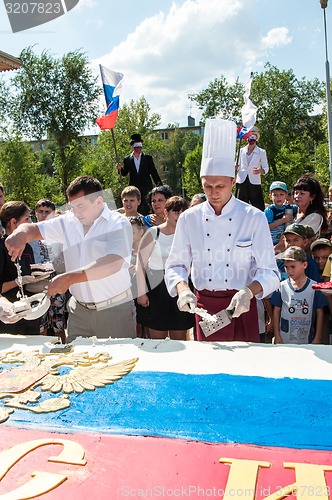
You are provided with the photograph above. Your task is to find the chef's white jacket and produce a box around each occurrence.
[236,145,269,185]
[165,196,279,299]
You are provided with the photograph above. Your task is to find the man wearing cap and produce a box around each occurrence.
[264,181,298,246]
[116,133,162,215]
[235,132,268,211]
[164,119,279,343]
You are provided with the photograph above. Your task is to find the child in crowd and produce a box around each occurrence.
[285,189,295,205]
[271,246,327,344]
[121,186,142,217]
[310,237,332,344]
[276,223,320,282]
[311,238,332,278]
[190,193,206,207]
[264,181,298,245]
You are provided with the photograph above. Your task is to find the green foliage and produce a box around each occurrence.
[7,47,101,192]
[250,64,325,177]
[11,47,101,140]
[314,142,330,193]
[162,128,202,195]
[182,144,203,198]
[0,136,43,205]
[0,57,329,206]
[52,138,83,190]
[81,131,121,194]
[189,75,244,122]
[189,63,327,197]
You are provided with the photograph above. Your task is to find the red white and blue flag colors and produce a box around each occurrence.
[237,72,258,139]
[96,65,124,130]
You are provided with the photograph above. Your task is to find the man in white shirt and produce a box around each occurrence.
[5,176,136,342]
[165,119,279,342]
[235,132,268,211]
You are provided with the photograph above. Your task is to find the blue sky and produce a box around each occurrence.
[0,0,331,130]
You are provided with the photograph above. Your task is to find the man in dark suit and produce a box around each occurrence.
[117,133,162,215]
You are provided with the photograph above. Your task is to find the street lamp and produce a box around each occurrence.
[320,0,332,184]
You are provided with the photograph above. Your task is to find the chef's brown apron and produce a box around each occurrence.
[196,289,259,342]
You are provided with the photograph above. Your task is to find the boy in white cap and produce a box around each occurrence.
[164,119,279,342]
[264,181,298,246]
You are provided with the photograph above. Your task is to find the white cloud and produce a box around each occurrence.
[261,27,293,49]
[93,0,293,127]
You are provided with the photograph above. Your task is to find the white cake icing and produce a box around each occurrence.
[0,334,331,380]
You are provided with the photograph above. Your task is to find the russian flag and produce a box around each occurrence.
[96,65,124,130]
[237,72,258,139]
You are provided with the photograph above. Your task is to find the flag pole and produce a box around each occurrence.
[111,128,123,187]
[235,72,257,178]
[235,136,242,174]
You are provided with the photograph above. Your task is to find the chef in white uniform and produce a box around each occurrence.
[165,119,279,342]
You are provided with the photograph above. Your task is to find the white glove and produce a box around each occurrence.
[226,287,254,318]
[177,288,197,313]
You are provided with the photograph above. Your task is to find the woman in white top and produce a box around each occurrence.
[293,174,328,235]
[275,174,328,254]
[136,196,194,340]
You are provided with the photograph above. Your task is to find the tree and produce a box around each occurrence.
[182,144,203,198]
[0,136,43,205]
[162,128,202,195]
[189,64,325,183]
[7,47,101,192]
[189,75,244,122]
[250,64,325,178]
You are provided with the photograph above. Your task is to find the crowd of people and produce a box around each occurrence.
[1,121,332,346]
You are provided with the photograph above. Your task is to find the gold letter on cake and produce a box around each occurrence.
[284,462,332,500]
[220,458,271,500]
[0,438,86,498]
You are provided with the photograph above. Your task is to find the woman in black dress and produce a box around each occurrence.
[136,196,195,340]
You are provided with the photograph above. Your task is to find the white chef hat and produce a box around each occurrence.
[200,119,237,177]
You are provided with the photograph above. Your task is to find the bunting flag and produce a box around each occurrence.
[96,65,124,130]
[237,72,258,139]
